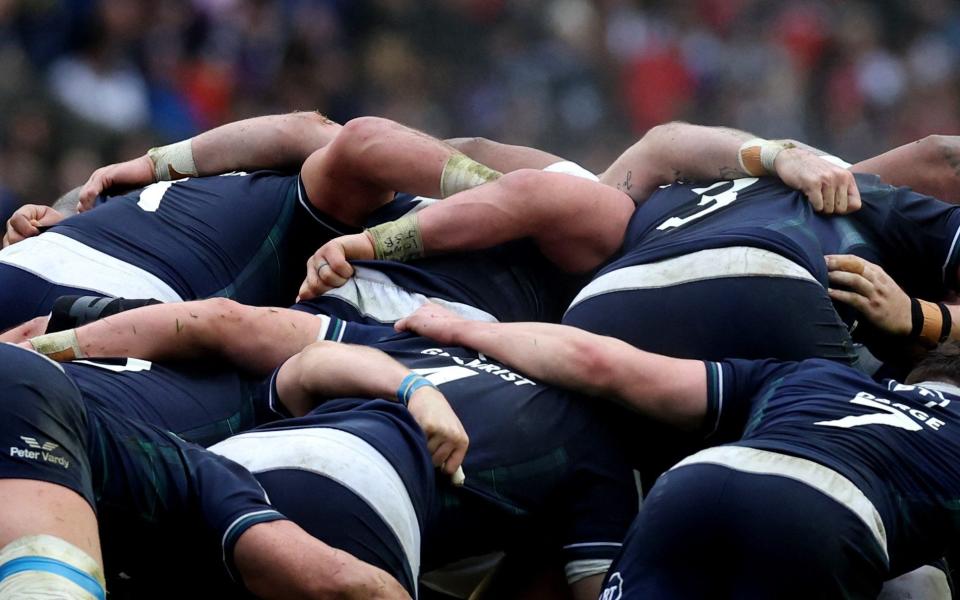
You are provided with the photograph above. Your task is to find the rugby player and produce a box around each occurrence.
[0,115,588,332]
[0,112,347,330]
[0,339,467,599]
[306,122,960,368]
[397,303,960,599]
[22,299,640,600]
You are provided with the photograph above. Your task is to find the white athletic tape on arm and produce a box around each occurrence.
[440,153,502,198]
[29,330,85,362]
[0,535,106,600]
[738,138,795,176]
[147,139,197,181]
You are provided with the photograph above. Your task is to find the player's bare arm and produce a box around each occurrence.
[444,136,566,172]
[78,111,342,210]
[24,298,322,375]
[235,520,411,600]
[277,341,469,475]
[298,116,505,228]
[852,134,960,204]
[296,168,634,299]
[396,303,708,430]
[601,121,861,214]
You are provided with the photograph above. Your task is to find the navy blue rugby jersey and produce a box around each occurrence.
[604,174,960,300]
[326,325,638,568]
[52,171,354,306]
[706,357,960,575]
[63,358,263,447]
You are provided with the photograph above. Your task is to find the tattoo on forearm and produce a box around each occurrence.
[617,170,634,192]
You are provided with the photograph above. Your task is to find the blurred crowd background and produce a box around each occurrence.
[1,0,960,222]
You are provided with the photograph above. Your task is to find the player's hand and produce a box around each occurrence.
[826,254,912,335]
[406,385,469,481]
[395,303,467,345]
[78,154,155,212]
[0,316,50,344]
[774,147,861,215]
[3,204,64,247]
[296,233,375,302]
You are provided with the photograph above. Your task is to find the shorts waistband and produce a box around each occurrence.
[672,445,888,560]
[568,246,817,312]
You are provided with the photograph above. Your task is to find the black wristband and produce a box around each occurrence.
[909,298,924,338]
[938,302,952,343]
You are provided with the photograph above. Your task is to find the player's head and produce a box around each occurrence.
[905,341,960,386]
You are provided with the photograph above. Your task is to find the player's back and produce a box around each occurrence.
[366,331,638,571]
[63,357,264,446]
[722,358,960,575]
[0,171,349,308]
[607,173,960,300]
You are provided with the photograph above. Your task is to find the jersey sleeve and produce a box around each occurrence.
[703,358,800,442]
[857,173,960,295]
[185,442,287,583]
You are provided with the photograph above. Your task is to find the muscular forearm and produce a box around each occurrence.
[277,342,413,415]
[852,135,960,203]
[601,122,756,202]
[445,137,565,172]
[414,169,633,272]
[192,111,342,175]
[236,520,410,600]
[40,299,318,375]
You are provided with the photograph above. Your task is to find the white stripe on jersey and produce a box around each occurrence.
[209,427,422,595]
[567,246,818,313]
[322,265,498,324]
[672,445,888,560]
[942,225,960,284]
[0,232,182,302]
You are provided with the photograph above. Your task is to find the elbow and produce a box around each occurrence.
[565,336,621,398]
[280,111,343,157]
[447,136,493,157]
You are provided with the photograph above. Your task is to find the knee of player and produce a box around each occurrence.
[0,534,105,599]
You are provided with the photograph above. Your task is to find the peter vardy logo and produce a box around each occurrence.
[600,572,623,600]
[10,436,69,469]
[20,437,59,452]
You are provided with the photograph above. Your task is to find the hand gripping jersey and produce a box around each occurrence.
[706,357,960,576]
[593,173,960,308]
[564,174,960,363]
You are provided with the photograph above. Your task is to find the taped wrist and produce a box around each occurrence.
[0,535,106,600]
[367,215,424,262]
[737,138,796,176]
[47,296,161,333]
[147,139,197,181]
[396,373,436,406]
[29,330,85,362]
[440,153,502,198]
[909,299,952,347]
